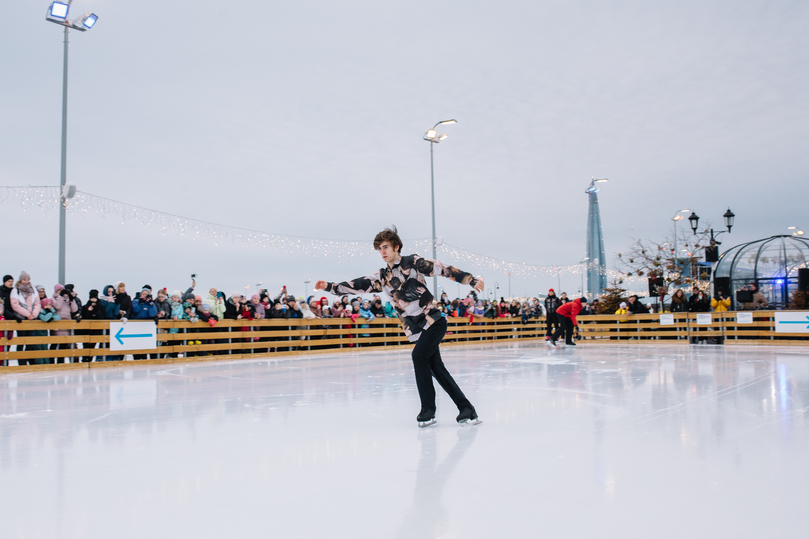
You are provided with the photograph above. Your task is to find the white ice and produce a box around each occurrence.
[1,342,807,538]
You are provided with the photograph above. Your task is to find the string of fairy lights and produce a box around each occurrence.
[0,185,644,288]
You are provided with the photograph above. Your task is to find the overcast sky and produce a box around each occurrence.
[2,0,808,300]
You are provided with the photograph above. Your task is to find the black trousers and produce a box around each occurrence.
[545,312,559,337]
[551,314,575,344]
[411,317,471,411]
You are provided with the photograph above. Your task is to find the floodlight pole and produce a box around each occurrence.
[429,141,438,297]
[58,24,69,284]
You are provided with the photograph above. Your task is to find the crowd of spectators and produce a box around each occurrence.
[0,269,772,366]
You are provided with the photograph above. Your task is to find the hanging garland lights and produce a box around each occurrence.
[0,186,644,288]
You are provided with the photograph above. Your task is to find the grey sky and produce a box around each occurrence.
[2,0,808,300]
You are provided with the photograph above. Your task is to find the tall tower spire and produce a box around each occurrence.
[585,178,608,298]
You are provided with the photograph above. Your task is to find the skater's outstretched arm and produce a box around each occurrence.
[314,271,383,296]
[411,255,485,294]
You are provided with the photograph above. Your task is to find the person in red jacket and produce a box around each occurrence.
[548,297,587,348]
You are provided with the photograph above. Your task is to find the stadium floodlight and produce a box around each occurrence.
[45,0,99,283]
[48,2,69,20]
[80,13,98,29]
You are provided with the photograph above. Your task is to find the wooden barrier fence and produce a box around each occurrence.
[2,311,807,371]
[0,316,547,370]
[577,310,809,345]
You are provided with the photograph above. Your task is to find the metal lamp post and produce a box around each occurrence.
[46,1,99,284]
[788,226,805,236]
[688,208,736,295]
[304,279,311,298]
[423,119,457,297]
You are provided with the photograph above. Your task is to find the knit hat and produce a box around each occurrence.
[142,284,152,291]
[35,285,45,291]
[54,284,65,293]
[141,287,151,294]
[201,303,211,311]
[580,297,588,304]
[620,302,627,309]
[3,275,13,283]
[251,294,260,301]
[89,289,99,299]
[65,284,75,291]
[41,298,53,308]
[20,271,30,281]
[171,290,182,298]
[548,288,554,294]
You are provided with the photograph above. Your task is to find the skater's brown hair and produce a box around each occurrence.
[374,226,403,253]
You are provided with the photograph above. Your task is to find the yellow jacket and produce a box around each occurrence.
[711,297,731,312]
[615,308,627,315]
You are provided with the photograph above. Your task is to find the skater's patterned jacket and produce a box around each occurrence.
[325,253,480,342]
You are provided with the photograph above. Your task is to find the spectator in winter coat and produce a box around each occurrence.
[64,284,83,320]
[114,282,132,319]
[36,285,47,302]
[132,289,159,319]
[80,290,106,362]
[544,289,561,339]
[615,302,628,315]
[383,301,396,318]
[206,288,227,320]
[51,285,79,362]
[627,295,650,314]
[560,292,570,305]
[359,300,376,321]
[10,271,43,366]
[198,304,219,326]
[224,293,244,320]
[549,297,587,347]
[182,279,197,303]
[38,298,60,322]
[250,295,266,319]
[669,290,688,313]
[1,275,16,322]
[740,283,768,310]
[711,291,731,312]
[370,298,385,317]
[688,290,711,312]
[154,289,172,321]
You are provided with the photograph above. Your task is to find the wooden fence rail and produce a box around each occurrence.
[577,310,809,345]
[2,311,807,371]
[0,317,547,370]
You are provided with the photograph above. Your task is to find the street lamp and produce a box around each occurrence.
[788,226,804,236]
[46,1,99,285]
[507,272,511,298]
[688,208,736,294]
[423,119,457,297]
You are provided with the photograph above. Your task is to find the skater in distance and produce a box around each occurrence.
[314,227,484,428]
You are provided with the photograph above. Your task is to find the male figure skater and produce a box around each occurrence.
[314,227,484,427]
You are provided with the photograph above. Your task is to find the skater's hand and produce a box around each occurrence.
[473,279,484,294]
[314,280,328,291]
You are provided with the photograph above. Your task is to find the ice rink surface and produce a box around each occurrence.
[1,342,808,538]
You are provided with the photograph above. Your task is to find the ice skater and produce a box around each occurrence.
[547,296,586,348]
[314,227,484,427]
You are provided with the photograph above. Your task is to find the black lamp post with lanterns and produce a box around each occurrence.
[688,208,735,262]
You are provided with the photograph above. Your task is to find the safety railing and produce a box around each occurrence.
[577,311,809,345]
[0,316,548,370]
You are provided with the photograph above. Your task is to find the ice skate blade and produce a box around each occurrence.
[418,419,436,428]
[458,418,483,426]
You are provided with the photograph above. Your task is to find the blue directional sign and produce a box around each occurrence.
[774,312,809,333]
[109,321,157,351]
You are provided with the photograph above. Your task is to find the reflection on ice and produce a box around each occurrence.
[1,344,808,538]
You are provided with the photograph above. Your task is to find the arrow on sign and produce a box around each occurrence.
[115,327,153,345]
[777,316,809,329]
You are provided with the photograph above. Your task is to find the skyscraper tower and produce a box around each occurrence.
[585,178,608,298]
